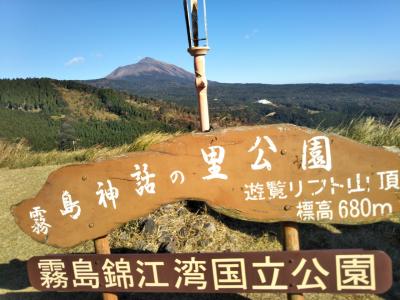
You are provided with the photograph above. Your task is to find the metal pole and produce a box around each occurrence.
[183,0,193,48]
[202,0,209,47]
[94,236,118,300]
[282,222,304,300]
[191,0,199,47]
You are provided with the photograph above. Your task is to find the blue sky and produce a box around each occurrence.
[1,0,399,83]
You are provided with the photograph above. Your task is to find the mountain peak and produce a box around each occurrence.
[106,57,194,81]
[138,57,159,64]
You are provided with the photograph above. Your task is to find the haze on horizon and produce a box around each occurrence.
[1,0,399,84]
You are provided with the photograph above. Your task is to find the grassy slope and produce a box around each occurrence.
[0,119,399,299]
[0,165,94,296]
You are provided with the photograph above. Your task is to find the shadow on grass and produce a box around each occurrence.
[0,293,250,300]
[0,259,30,290]
[0,293,101,300]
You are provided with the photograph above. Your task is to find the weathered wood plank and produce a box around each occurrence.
[27,250,392,293]
[12,125,400,248]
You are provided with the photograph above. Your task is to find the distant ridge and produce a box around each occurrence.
[361,80,400,85]
[85,57,400,128]
[106,57,194,82]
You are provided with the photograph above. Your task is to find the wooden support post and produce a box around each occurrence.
[282,222,304,300]
[193,52,210,131]
[94,236,118,300]
[283,222,300,251]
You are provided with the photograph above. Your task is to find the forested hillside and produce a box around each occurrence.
[0,79,196,151]
[87,58,400,128]
[2,77,399,152]
[208,83,400,127]
[90,79,400,128]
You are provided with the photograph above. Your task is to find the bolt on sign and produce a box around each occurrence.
[12,124,400,248]
[27,250,391,294]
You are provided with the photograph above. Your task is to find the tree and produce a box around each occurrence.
[58,118,76,150]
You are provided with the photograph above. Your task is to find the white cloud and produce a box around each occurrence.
[94,52,103,59]
[244,28,259,40]
[65,56,85,66]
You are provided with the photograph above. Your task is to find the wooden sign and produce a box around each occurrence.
[27,250,392,294]
[12,124,400,247]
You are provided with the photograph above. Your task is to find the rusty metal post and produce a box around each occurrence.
[282,222,304,300]
[94,236,118,300]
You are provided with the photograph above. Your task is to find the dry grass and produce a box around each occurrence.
[57,86,119,121]
[326,117,400,147]
[110,202,283,254]
[0,132,174,169]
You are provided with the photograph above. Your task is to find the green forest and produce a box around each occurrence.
[90,77,400,128]
[207,83,400,127]
[1,78,399,152]
[0,79,189,151]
